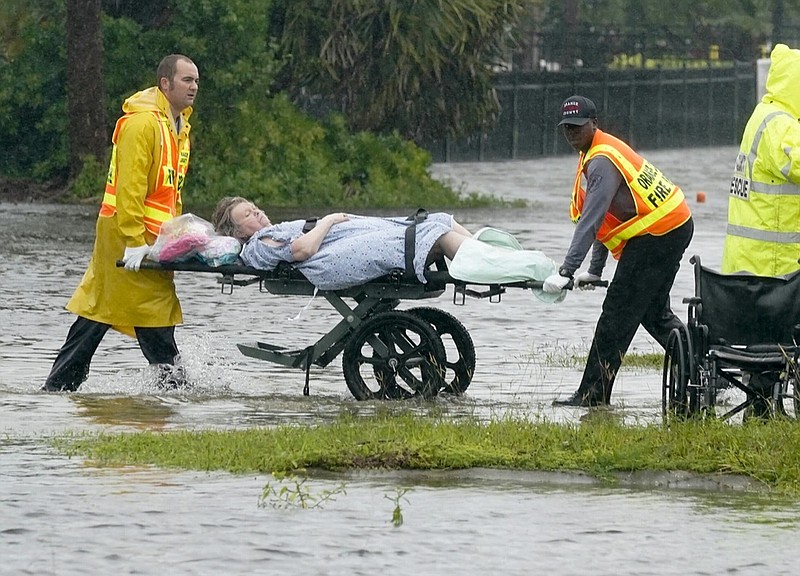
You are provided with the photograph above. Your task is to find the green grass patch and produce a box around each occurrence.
[619,352,664,370]
[534,344,663,371]
[56,413,800,496]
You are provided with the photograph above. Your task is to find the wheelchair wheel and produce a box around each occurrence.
[795,378,800,417]
[796,381,800,418]
[788,355,800,418]
[775,370,800,420]
[407,307,475,394]
[662,326,695,418]
[342,311,446,400]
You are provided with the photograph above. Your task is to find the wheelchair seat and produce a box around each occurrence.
[662,255,800,421]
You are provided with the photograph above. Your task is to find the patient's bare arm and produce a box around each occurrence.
[433,231,470,261]
[451,219,472,237]
[289,213,349,261]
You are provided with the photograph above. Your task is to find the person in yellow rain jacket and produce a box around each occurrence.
[721,44,800,417]
[42,54,199,392]
[723,44,800,277]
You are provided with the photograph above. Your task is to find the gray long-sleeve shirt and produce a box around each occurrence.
[561,156,636,276]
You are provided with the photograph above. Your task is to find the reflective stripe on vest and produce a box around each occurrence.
[570,130,691,258]
[100,111,189,235]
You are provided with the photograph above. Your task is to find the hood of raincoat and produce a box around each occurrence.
[763,43,800,119]
[121,86,193,121]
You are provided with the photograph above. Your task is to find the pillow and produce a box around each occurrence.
[197,235,242,266]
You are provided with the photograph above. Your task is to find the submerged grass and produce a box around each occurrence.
[56,412,800,496]
[619,352,664,370]
[533,342,664,371]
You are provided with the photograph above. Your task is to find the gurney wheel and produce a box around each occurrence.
[408,307,475,394]
[342,311,446,400]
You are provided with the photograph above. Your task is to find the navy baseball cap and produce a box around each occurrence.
[558,95,597,126]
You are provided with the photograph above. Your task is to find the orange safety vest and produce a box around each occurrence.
[99,111,190,236]
[569,130,690,258]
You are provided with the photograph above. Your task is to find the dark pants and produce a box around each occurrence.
[43,316,180,391]
[575,218,694,402]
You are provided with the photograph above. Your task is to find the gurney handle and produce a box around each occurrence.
[490,278,608,290]
[115,259,265,276]
[568,278,609,290]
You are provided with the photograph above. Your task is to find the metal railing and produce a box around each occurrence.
[426,62,756,162]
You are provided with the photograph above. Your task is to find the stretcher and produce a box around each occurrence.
[130,259,595,400]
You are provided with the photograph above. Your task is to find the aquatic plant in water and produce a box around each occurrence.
[259,472,346,510]
[385,487,410,527]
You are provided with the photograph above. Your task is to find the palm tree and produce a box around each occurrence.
[270,0,524,143]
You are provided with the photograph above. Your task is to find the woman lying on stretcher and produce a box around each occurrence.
[211,196,564,302]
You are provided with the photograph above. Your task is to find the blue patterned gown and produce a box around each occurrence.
[239,213,454,289]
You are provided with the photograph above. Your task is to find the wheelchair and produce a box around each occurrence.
[662,255,800,421]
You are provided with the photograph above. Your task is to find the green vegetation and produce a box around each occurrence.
[58,412,800,495]
[0,0,522,209]
[259,472,347,510]
[270,0,522,142]
[6,0,791,206]
[386,487,410,527]
[620,352,664,370]
[533,344,664,371]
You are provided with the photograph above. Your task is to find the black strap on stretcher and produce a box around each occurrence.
[404,208,428,279]
[302,345,313,396]
[302,218,318,233]
[300,217,317,395]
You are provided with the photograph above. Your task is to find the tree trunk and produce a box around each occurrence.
[771,0,785,44]
[562,0,579,67]
[66,0,107,179]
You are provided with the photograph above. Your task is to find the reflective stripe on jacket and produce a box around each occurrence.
[570,129,691,258]
[723,43,800,276]
[722,108,800,275]
[100,110,190,236]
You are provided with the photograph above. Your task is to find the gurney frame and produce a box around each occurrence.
[132,260,550,400]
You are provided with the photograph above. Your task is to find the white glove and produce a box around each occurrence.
[574,271,602,291]
[543,273,571,293]
[123,245,152,272]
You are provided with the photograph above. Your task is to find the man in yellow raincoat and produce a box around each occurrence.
[42,54,199,392]
[723,43,800,276]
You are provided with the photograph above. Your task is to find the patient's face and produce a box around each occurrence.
[232,201,270,239]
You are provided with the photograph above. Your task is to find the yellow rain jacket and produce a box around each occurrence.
[66,87,193,333]
[722,43,800,276]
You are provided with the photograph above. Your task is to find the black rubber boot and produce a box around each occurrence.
[155,364,189,390]
[552,385,609,407]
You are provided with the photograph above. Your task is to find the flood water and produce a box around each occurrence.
[3,145,799,575]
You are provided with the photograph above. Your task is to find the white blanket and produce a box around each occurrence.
[448,238,565,303]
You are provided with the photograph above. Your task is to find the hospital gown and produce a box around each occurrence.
[240,213,454,290]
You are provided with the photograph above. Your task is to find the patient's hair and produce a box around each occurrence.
[211,196,249,239]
